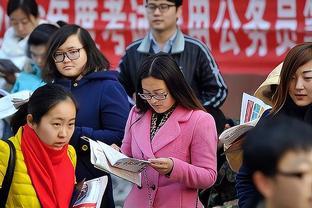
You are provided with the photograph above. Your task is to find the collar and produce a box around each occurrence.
[149,30,177,53]
[137,28,185,54]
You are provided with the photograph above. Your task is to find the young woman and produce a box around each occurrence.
[0,84,77,207]
[11,23,59,93]
[45,24,130,208]
[236,43,312,208]
[121,53,218,208]
[0,0,47,89]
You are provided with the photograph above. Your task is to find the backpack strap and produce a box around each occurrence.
[0,140,16,208]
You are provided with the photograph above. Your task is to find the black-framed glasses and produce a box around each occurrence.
[145,4,176,13]
[53,47,84,63]
[138,92,168,100]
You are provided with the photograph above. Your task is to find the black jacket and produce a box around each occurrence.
[118,29,228,108]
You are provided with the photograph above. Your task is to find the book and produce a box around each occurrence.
[0,59,20,74]
[71,176,108,208]
[86,137,150,186]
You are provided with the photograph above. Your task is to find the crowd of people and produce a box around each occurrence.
[0,0,312,208]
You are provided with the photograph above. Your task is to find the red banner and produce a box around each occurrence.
[0,0,311,75]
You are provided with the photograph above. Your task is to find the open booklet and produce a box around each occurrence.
[219,93,271,146]
[71,176,108,208]
[85,136,150,186]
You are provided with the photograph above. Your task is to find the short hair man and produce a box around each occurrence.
[118,0,227,108]
[243,116,312,208]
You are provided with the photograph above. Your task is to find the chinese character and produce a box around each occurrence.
[101,0,126,29]
[46,0,69,23]
[188,0,209,29]
[128,0,148,29]
[213,0,241,30]
[243,0,270,56]
[75,0,98,29]
[213,0,241,55]
[275,0,297,56]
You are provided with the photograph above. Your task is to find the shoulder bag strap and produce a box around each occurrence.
[0,140,16,208]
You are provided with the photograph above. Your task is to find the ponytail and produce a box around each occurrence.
[10,102,28,134]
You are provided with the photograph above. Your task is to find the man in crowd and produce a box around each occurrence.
[118,0,228,109]
[243,116,312,208]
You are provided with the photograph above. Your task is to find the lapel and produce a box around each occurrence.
[133,110,155,159]
[133,106,193,156]
[151,106,193,153]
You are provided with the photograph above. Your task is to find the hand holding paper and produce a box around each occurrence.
[149,158,173,176]
[85,136,150,186]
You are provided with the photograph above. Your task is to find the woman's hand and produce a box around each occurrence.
[111,143,120,152]
[148,158,174,176]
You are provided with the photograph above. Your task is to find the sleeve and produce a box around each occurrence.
[169,113,218,189]
[118,51,136,98]
[236,163,262,208]
[73,81,130,146]
[197,46,228,108]
[120,107,137,157]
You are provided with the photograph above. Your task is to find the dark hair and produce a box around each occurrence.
[28,24,59,46]
[45,24,110,81]
[135,53,205,113]
[205,106,226,135]
[146,0,183,7]
[10,84,77,134]
[271,43,312,114]
[243,115,312,176]
[7,0,39,18]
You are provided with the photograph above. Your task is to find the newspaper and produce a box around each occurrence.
[71,176,108,208]
[0,90,32,119]
[239,93,271,124]
[88,138,149,186]
[97,141,150,172]
[219,93,271,145]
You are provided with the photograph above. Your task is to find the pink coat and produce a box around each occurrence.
[121,106,218,208]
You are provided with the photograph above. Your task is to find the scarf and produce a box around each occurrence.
[21,124,75,208]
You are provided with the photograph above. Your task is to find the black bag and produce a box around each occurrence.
[0,140,16,208]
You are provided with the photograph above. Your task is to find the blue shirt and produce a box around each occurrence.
[149,30,177,53]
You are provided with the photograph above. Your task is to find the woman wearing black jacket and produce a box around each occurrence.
[236,43,312,208]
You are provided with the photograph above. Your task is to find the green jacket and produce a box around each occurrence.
[0,127,76,207]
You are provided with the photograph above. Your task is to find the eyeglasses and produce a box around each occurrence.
[145,4,176,13]
[138,92,168,100]
[53,47,84,63]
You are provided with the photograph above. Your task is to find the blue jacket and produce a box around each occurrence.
[54,70,130,208]
[11,63,45,93]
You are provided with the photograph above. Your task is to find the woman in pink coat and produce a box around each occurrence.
[121,53,218,208]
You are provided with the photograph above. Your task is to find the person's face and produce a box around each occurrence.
[27,98,76,150]
[30,44,47,69]
[54,34,87,79]
[266,150,312,208]
[146,0,182,33]
[10,8,37,38]
[141,76,175,113]
[289,60,312,107]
